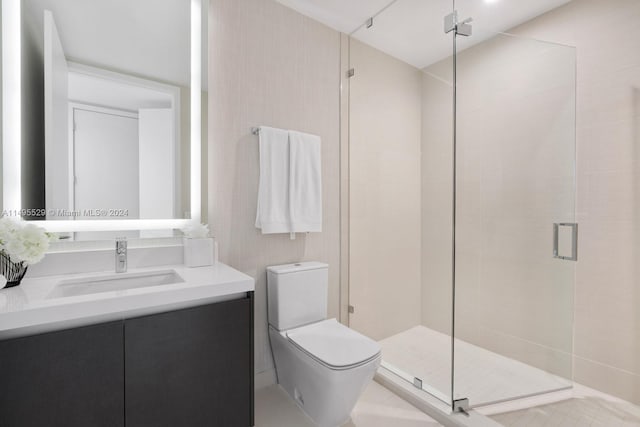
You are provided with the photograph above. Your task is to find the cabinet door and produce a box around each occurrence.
[0,321,125,427]
[125,296,254,427]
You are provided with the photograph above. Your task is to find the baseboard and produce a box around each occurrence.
[255,368,277,390]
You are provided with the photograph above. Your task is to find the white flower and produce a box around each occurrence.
[181,223,210,239]
[0,217,20,245]
[0,217,53,265]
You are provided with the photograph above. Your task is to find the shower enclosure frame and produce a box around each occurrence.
[341,0,577,415]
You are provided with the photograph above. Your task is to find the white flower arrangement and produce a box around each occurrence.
[181,222,210,239]
[0,217,55,265]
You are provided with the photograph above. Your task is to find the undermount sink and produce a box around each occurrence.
[47,270,184,299]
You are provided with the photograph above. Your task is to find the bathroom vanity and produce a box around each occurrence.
[0,263,255,427]
[0,0,253,424]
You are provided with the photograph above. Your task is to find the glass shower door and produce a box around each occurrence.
[346,0,576,412]
[451,17,577,408]
[347,0,456,407]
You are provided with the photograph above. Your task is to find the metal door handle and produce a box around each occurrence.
[553,223,578,261]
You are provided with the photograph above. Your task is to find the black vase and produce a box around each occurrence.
[0,252,28,288]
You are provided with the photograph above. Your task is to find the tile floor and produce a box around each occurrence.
[256,380,640,426]
[380,326,572,406]
[255,381,442,427]
[491,396,640,426]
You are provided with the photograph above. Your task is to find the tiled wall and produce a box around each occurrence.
[208,0,341,387]
[420,61,454,336]
[348,39,423,341]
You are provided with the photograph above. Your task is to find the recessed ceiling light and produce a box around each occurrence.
[485,0,500,4]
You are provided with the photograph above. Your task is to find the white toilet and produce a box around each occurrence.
[267,262,381,427]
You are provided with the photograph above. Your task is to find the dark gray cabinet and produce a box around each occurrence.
[0,293,254,427]
[0,321,125,427]
[125,296,254,427]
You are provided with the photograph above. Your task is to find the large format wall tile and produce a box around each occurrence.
[208,0,341,383]
[348,39,423,341]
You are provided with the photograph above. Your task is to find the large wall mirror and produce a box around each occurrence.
[1,0,205,239]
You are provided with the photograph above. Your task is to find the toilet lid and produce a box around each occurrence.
[286,319,381,369]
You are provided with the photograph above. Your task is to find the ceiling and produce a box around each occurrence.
[24,0,208,88]
[275,0,572,68]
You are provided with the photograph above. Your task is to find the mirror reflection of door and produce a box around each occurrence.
[72,106,139,241]
[38,4,185,237]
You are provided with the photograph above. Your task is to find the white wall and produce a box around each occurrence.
[139,108,174,238]
[21,0,46,217]
[44,10,69,217]
[139,108,174,219]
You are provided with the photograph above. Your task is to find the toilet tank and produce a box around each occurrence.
[267,262,328,331]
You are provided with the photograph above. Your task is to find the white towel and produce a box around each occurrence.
[289,130,322,232]
[255,126,291,234]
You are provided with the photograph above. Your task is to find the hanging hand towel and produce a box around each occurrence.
[289,130,322,233]
[255,126,291,234]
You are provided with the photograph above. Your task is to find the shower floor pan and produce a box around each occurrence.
[379,325,572,408]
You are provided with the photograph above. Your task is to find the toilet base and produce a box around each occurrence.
[269,325,381,427]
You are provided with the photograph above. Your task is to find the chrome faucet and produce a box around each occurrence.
[115,237,127,273]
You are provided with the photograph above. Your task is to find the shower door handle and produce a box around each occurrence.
[553,223,578,261]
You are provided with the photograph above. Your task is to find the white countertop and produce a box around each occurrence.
[0,262,254,340]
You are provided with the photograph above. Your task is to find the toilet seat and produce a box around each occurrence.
[286,319,381,371]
